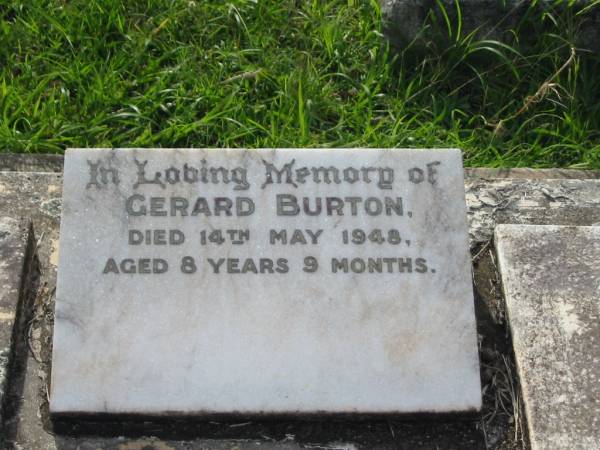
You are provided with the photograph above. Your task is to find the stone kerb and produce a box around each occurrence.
[380,0,600,53]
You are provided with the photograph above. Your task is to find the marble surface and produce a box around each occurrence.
[495,225,600,450]
[50,148,480,416]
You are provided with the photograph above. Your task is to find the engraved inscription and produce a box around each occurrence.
[85,153,449,279]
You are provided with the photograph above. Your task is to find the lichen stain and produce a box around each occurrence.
[555,301,585,340]
[0,310,15,321]
[50,238,59,267]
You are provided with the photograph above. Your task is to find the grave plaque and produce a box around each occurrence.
[50,148,481,416]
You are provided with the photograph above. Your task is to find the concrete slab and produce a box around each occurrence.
[0,217,34,421]
[466,178,600,245]
[0,153,64,173]
[495,225,600,450]
[464,168,600,180]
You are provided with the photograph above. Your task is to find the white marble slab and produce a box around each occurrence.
[50,148,481,416]
[495,225,600,450]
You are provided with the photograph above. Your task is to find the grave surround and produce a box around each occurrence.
[49,148,481,416]
[1,158,599,448]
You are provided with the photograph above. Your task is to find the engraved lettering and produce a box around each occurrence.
[241,258,258,274]
[416,258,428,273]
[276,194,300,216]
[384,197,403,216]
[289,230,307,245]
[210,167,230,184]
[261,159,394,190]
[165,166,180,184]
[236,197,255,216]
[192,198,212,216]
[378,167,394,189]
[207,258,225,273]
[326,197,344,215]
[103,258,168,274]
[330,257,428,274]
[332,258,348,273]
[231,168,250,190]
[277,196,403,216]
[408,167,424,184]
[305,229,323,244]
[183,163,199,183]
[398,257,412,273]
[275,258,289,273]
[126,194,146,216]
[214,197,233,216]
[270,230,287,244]
[133,159,249,190]
[427,161,441,185]
[343,167,359,183]
[103,258,119,274]
[86,159,120,189]
[303,197,322,216]
[170,197,189,216]
[364,197,383,216]
[150,197,167,216]
[134,159,165,188]
[262,159,297,188]
[312,166,340,184]
[345,197,361,215]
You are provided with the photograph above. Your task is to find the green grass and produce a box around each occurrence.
[1,0,599,168]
